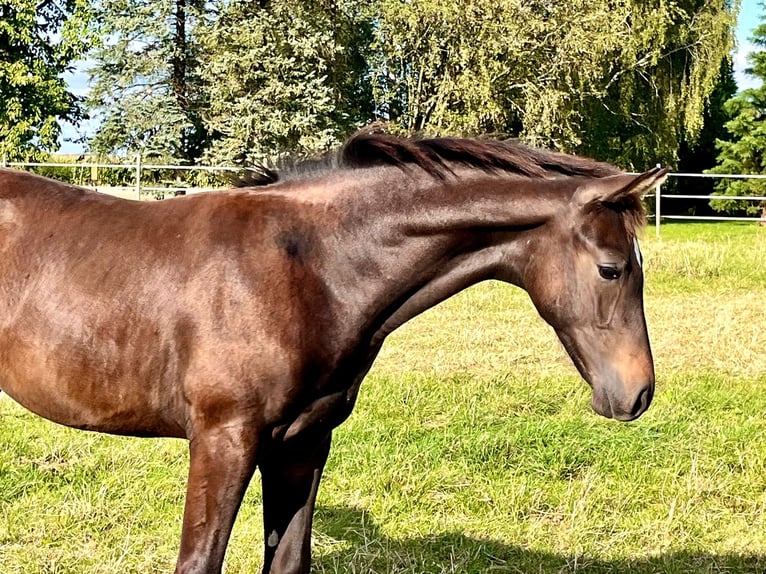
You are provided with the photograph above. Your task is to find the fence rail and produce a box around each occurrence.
[0,154,254,201]
[3,157,765,235]
[649,167,766,236]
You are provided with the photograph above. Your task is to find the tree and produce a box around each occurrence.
[708,5,766,219]
[670,58,738,215]
[83,0,735,170]
[0,0,91,160]
[576,0,737,169]
[369,0,736,169]
[87,0,209,161]
[368,0,524,136]
[199,0,374,165]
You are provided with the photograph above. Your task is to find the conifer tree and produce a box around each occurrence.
[199,0,373,165]
[708,5,766,218]
[87,0,208,161]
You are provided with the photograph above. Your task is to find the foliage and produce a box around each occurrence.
[0,0,92,161]
[369,0,736,169]
[576,0,737,169]
[80,0,735,169]
[669,58,738,215]
[368,0,523,136]
[28,158,100,187]
[87,0,209,162]
[198,0,374,165]
[708,4,766,217]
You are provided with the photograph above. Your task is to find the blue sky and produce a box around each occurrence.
[59,64,93,155]
[735,0,762,91]
[56,3,766,154]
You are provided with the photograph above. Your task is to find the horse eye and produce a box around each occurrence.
[598,265,622,280]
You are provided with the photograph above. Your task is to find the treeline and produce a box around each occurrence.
[0,0,738,175]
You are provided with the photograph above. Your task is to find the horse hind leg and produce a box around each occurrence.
[259,434,332,574]
[173,422,260,574]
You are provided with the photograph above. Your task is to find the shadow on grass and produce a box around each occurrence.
[313,506,765,574]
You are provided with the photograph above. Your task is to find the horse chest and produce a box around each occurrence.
[265,337,381,444]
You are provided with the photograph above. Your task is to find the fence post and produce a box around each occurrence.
[135,154,142,200]
[1,153,7,168]
[654,163,662,238]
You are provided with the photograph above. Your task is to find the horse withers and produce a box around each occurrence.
[0,133,667,573]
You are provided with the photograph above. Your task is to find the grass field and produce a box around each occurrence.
[0,222,765,573]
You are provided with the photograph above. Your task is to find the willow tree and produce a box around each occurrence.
[199,0,374,165]
[576,0,738,169]
[0,0,91,160]
[371,0,737,169]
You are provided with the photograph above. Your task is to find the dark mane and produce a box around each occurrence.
[236,132,622,187]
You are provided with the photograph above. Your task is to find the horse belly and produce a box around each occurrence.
[0,334,187,438]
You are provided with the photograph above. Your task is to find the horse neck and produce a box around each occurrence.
[316,169,573,346]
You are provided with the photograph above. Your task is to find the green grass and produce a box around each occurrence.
[1,222,765,573]
[644,222,766,293]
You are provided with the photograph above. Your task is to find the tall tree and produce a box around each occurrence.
[708,4,766,219]
[0,0,91,160]
[576,0,737,169]
[87,0,208,161]
[370,0,737,169]
[679,59,738,178]
[199,0,374,165]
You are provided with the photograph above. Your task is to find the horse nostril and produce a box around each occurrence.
[630,387,652,417]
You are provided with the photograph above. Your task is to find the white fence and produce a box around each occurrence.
[0,156,250,200]
[650,168,766,236]
[3,157,765,236]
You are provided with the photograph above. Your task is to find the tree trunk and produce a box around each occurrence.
[172,0,187,110]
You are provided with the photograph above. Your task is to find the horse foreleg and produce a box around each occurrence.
[174,424,259,574]
[259,434,332,574]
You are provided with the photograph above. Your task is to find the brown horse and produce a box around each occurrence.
[0,132,666,573]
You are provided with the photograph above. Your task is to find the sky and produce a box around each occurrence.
[735,0,762,91]
[59,65,94,155]
[56,2,766,154]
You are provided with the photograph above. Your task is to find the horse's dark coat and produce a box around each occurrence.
[0,132,667,573]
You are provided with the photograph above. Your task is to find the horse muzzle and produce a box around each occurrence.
[555,327,656,422]
[590,379,654,421]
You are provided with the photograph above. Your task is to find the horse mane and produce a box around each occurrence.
[237,131,644,233]
[237,131,622,187]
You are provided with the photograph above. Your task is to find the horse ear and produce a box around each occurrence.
[575,166,671,207]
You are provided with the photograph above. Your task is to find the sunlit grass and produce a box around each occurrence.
[0,222,764,573]
[643,222,766,292]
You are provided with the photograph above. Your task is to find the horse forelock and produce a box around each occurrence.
[235,132,622,187]
[586,192,647,239]
[615,194,647,239]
